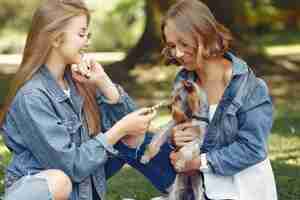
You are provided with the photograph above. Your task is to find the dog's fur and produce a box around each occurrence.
[141,80,209,200]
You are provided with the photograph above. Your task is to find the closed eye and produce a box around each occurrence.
[79,32,91,39]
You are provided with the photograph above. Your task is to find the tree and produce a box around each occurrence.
[106,0,176,84]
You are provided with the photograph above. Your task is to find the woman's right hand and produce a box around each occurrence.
[117,108,157,137]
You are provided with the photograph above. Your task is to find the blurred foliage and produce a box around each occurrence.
[0,0,299,54]
[243,0,300,34]
[0,0,39,32]
[89,0,145,51]
[0,0,39,53]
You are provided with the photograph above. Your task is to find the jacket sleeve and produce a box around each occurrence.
[96,84,137,119]
[206,79,273,176]
[14,90,116,183]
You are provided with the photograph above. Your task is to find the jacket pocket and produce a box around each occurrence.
[60,115,82,144]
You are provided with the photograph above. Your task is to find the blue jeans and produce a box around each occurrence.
[4,175,53,200]
[105,133,176,193]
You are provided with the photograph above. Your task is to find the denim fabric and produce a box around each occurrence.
[174,52,273,176]
[1,66,176,200]
[4,175,53,200]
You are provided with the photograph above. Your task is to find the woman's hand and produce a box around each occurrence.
[71,56,107,84]
[117,108,157,137]
[170,151,201,174]
[71,55,120,103]
[172,121,201,147]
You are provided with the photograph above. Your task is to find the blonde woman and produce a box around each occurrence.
[0,0,177,199]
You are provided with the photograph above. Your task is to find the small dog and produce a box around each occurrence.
[141,80,209,200]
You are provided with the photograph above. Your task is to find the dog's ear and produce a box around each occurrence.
[186,82,201,114]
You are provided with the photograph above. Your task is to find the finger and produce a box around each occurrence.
[136,107,152,115]
[78,55,90,77]
[177,135,195,142]
[176,130,198,139]
[77,62,86,76]
[169,152,177,160]
[169,153,177,165]
[145,110,157,120]
[174,142,186,147]
[72,71,88,82]
[175,121,193,131]
[83,59,91,76]
[89,58,97,68]
[71,64,79,72]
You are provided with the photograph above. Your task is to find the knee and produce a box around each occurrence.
[39,169,72,200]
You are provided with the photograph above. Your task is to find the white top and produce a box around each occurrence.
[63,88,71,97]
[209,104,218,121]
[201,104,278,200]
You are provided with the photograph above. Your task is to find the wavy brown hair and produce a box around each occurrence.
[161,0,233,60]
[0,0,100,136]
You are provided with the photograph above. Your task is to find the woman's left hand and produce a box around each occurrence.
[170,151,201,174]
[172,121,201,147]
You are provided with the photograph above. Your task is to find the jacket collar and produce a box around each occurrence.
[39,65,69,102]
[39,65,84,104]
[223,52,249,77]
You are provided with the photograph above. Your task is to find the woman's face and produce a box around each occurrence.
[163,20,204,71]
[55,15,90,65]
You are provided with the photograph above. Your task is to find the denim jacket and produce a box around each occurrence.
[174,52,273,176]
[1,66,176,200]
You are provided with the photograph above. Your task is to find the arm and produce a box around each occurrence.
[14,91,135,183]
[206,82,273,176]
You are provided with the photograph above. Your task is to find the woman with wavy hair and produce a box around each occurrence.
[0,0,176,199]
[162,0,278,199]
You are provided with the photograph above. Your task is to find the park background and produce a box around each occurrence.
[0,0,299,199]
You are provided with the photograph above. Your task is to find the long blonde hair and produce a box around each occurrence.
[0,0,100,136]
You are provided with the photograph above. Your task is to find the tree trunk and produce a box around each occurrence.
[106,0,175,85]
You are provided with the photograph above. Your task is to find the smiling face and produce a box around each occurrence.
[163,20,205,71]
[54,14,90,65]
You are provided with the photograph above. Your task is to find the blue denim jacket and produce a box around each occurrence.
[1,66,176,200]
[174,52,273,176]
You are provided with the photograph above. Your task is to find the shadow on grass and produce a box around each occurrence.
[272,160,300,200]
[107,165,161,200]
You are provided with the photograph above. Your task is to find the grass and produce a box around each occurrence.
[1,102,299,199]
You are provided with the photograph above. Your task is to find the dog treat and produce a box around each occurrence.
[78,52,91,78]
[147,101,170,113]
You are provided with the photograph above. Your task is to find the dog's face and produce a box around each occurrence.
[170,80,206,124]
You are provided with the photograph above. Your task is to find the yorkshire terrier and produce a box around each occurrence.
[141,79,209,200]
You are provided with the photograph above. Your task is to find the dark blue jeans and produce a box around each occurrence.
[105,133,176,193]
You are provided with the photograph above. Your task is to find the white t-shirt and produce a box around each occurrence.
[202,105,278,200]
[63,88,71,97]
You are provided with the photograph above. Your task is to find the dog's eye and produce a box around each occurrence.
[175,96,181,101]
